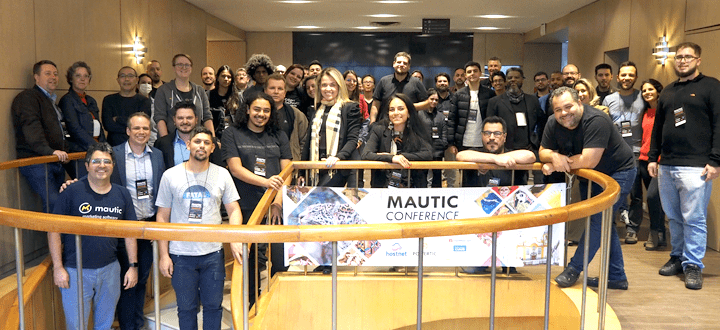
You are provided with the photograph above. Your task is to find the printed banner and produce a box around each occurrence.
[283,184,566,267]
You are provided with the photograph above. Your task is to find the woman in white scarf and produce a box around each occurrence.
[302,67,362,187]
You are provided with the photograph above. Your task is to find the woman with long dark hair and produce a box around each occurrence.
[284,64,306,109]
[302,68,362,187]
[637,79,666,250]
[362,93,432,188]
[208,65,235,136]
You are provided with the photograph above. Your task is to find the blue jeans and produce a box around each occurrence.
[658,165,712,269]
[60,261,121,330]
[170,250,225,330]
[18,162,66,213]
[117,239,154,329]
[567,167,636,281]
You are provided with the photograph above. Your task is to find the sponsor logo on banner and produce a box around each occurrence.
[453,245,467,252]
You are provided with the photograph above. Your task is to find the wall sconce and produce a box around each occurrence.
[133,36,146,64]
[652,36,674,66]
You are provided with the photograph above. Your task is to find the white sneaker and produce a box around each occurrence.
[620,210,630,225]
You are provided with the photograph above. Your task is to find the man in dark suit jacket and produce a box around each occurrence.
[487,68,543,185]
[12,60,70,212]
[154,101,223,168]
[109,112,165,330]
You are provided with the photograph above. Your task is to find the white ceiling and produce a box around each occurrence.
[189,0,596,35]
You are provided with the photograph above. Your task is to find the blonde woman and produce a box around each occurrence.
[573,78,609,115]
[301,67,362,187]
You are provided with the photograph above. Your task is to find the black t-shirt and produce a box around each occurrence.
[541,105,635,175]
[285,88,304,109]
[509,99,530,150]
[277,104,294,140]
[373,74,428,120]
[53,178,137,269]
[208,88,230,109]
[221,125,292,211]
[178,90,194,102]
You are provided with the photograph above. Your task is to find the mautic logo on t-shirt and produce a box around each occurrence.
[79,202,92,214]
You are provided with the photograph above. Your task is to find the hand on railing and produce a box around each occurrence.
[325,156,340,168]
[52,150,69,163]
[493,154,517,168]
[53,266,70,289]
[270,203,282,225]
[265,175,284,191]
[231,243,243,264]
[392,155,411,169]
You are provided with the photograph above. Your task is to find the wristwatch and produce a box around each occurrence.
[129,262,139,268]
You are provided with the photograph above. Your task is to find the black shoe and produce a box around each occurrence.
[555,267,581,287]
[313,265,332,274]
[502,267,519,274]
[657,230,668,247]
[586,277,629,290]
[644,230,659,250]
[659,256,683,276]
[567,240,578,246]
[684,264,703,290]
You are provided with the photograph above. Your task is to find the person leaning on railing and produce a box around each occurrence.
[362,93,432,188]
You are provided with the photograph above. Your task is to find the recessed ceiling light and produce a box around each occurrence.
[356,26,381,30]
[475,27,501,30]
[373,0,417,3]
[476,15,514,19]
[277,0,317,3]
[367,14,400,18]
[295,25,320,29]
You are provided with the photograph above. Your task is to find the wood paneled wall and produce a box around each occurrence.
[0,0,244,276]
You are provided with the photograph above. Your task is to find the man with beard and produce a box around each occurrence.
[450,67,466,94]
[602,61,645,244]
[486,68,543,185]
[534,71,550,97]
[201,66,216,92]
[434,73,453,117]
[481,57,502,88]
[648,42,720,290]
[157,126,242,330]
[541,87,636,290]
[370,51,429,123]
[595,63,616,103]
[146,60,165,98]
[539,71,566,123]
[562,64,581,87]
[154,101,223,167]
[456,116,536,186]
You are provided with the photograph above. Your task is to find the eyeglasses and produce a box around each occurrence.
[481,131,504,137]
[118,74,137,79]
[89,159,113,165]
[674,55,699,62]
[174,63,192,68]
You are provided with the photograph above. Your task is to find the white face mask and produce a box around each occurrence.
[139,83,152,96]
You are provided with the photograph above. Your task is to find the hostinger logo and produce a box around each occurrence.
[79,202,92,214]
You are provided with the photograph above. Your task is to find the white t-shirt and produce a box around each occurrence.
[156,163,240,256]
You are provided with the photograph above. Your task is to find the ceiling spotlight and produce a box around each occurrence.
[295,25,320,29]
[367,14,400,18]
[476,14,513,19]
[277,0,317,3]
[475,26,501,30]
[356,26,381,30]
[373,0,417,3]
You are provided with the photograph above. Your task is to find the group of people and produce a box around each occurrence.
[12,40,719,329]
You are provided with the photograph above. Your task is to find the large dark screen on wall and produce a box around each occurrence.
[293,32,473,88]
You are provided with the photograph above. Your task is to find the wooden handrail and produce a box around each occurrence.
[2,256,52,330]
[0,152,86,170]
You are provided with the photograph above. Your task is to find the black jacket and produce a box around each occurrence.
[419,109,448,158]
[362,123,432,188]
[59,88,106,152]
[12,86,68,158]
[302,102,362,162]
[486,93,543,151]
[447,86,494,148]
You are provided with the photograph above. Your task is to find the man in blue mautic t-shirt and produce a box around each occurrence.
[48,142,138,330]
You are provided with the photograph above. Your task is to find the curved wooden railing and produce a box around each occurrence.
[0,157,620,330]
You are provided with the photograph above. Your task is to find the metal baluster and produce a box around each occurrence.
[407,168,411,188]
[598,208,612,329]
[44,164,50,213]
[458,169,463,187]
[580,181,592,330]
[416,238,424,330]
[355,169,359,188]
[15,228,25,330]
[597,208,609,315]
[543,224,553,330]
[332,241,338,330]
[255,243,259,316]
[489,232,497,330]
[75,235,85,330]
[153,241,161,330]
[511,169,515,186]
[243,243,249,330]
